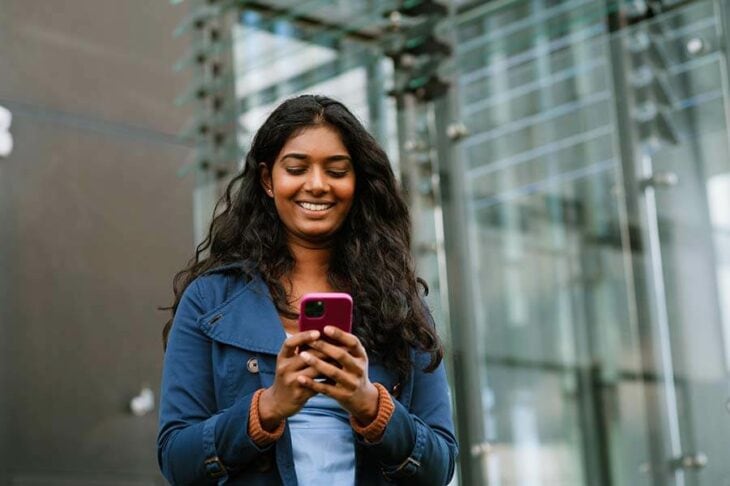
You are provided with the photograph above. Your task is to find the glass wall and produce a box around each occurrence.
[453,0,730,484]
[455,2,633,483]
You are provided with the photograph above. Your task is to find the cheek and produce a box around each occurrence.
[272,175,298,197]
[341,187,355,204]
[338,178,356,204]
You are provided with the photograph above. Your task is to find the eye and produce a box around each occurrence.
[327,169,349,178]
[285,166,307,175]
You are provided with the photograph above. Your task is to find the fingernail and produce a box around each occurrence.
[300,351,312,362]
[310,331,319,339]
[324,326,334,335]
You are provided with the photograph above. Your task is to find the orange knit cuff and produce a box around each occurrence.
[349,383,395,443]
[248,388,285,447]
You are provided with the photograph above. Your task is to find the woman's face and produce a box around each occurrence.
[261,124,356,247]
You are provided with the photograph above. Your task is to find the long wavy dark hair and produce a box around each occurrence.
[163,94,443,379]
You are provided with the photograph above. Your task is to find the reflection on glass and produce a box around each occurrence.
[707,173,730,375]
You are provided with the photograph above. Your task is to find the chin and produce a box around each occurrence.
[302,232,336,244]
[294,227,342,245]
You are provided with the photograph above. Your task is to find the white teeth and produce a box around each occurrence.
[299,202,332,211]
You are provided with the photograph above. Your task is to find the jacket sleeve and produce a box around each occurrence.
[358,352,459,485]
[157,279,271,485]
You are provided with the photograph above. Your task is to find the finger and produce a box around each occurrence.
[289,351,330,373]
[292,384,318,403]
[323,326,366,358]
[299,351,357,389]
[309,339,359,372]
[278,349,332,380]
[297,374,344,398]
[287,347,329,371]
[297,365,325,379]
[300,348,328,360]
[283,365,325,389]
[280,331,320,358]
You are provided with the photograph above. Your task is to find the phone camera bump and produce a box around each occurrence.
[304,300,325,318]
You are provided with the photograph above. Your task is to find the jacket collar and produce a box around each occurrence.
[198,274,286,356]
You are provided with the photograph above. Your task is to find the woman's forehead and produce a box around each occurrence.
[278,125,349,156]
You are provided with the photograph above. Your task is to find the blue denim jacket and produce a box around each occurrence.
[157,264,458,485]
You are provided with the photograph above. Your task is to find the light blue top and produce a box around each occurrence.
[286,333,355,485]
[288,392,356,485]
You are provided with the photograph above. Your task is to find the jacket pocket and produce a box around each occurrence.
[199,312,273,409]
[210,341,265,408]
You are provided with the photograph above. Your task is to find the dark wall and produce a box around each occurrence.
[0,1,194,483]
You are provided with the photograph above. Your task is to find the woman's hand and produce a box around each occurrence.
[258,331,324,430]
[296,326,380,425]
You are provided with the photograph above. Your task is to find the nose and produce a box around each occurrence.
[304,166,328,195]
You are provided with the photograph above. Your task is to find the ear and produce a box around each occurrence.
[259,163,274,197]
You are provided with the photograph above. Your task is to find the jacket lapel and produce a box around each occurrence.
[198,275,286,356]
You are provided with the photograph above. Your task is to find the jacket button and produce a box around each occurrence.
[247,357,259,374]
[392,382,401,397]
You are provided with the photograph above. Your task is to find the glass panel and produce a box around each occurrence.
[622,2,730,484]
[455,1,650,483]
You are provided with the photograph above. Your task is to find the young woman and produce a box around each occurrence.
[157,95,458,485]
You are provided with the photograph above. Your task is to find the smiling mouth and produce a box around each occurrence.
[297,201,335,212]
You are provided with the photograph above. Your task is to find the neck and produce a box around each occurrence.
[287,238,332,277]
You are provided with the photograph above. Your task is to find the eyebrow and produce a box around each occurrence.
[280,152,352,163]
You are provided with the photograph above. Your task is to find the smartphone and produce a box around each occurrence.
[298,293,352,383]
[298,292,353,341]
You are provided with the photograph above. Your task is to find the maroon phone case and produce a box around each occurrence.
[298,292,353,337]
